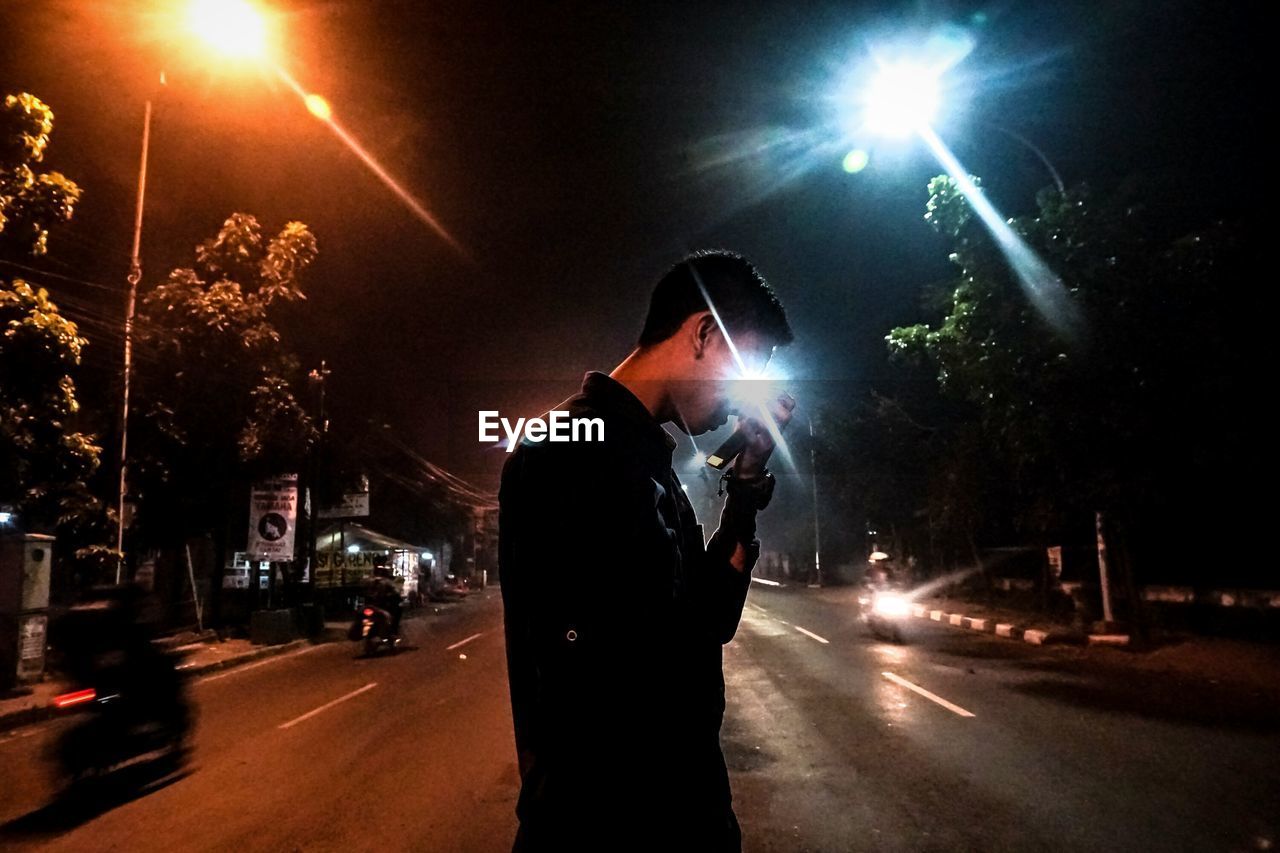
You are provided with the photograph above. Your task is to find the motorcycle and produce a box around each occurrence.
[50,600,191,795]
[349,604,400,656]
[860,587,912,643]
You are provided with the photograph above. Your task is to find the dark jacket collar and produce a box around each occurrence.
[580,371,678,461]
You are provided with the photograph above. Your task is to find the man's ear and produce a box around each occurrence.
[691,312,718,359]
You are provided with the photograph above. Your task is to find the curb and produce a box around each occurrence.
[910,605,1084,647]
[1,637,327,733]
[176,638,314,677]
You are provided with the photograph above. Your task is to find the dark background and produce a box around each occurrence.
[0,0,1262,502]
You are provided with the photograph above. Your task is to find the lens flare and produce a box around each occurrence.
[842,148,870,173]
[918,125,1081,338]
[275,67,464,254]
[687,265,796,471]
[304,94,332,121]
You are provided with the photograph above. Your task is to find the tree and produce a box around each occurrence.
[1,93,81,261]
[887,173,1259,596]
[1,93,98,532]
[0,280,100,527]
[131,213,318,555]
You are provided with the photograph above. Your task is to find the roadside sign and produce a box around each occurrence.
[247,475,298,559]
[318,492,370,519]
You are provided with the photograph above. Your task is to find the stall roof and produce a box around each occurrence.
[315,523,427,554]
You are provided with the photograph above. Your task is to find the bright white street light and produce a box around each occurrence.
[346,544,360,554]
[864,62,941,138]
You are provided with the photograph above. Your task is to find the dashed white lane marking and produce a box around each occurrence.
[196,643,324,683]
[751,577,782,587]
[881,671,975,718]
[0,728,38,747]
[776,619,791,626]
[446,632,484,651]
[793,625,830,644]
[279,682,378,730]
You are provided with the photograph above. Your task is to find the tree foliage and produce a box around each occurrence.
[0,280,100,524]
[1,93,81,260]
[878,173,1258,582]
[0,93,98,530]
[132,213,318,545]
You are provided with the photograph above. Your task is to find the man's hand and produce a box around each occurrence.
[733,392,796,479]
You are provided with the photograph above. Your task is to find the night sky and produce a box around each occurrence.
[0,0,1262,497]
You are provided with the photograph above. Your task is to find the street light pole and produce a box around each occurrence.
[110,1,271,582]
[982,122,1065,194]
[808,415,822,588]
[115,95,154,582]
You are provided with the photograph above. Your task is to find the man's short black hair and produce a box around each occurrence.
[638,250,793,349]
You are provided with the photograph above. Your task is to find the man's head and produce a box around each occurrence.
[636,250,792,435]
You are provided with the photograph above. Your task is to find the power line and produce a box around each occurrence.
[0,258,124,293]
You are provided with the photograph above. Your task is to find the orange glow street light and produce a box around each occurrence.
[115,0,272,577]
[186,0,270,60]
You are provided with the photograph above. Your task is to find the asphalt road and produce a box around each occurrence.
[727,585,1279,852]
[0,591,521,852]
[2,584,1277,852]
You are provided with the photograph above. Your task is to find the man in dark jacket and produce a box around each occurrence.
[499,250,794,851]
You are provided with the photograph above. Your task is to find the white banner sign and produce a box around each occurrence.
[317,491,370,519]
[247,474,298,559]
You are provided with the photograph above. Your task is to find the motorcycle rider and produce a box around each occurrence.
[364,563,403,637]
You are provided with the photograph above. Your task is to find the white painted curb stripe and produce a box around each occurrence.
[881,672,976,718]
[995,623,1014,637]
[1088,634,1130,646]
[930,610,943,621]
[279,682,378,730]
[793,625,830,644]
[446,632,484,651]
[1023,629,1048,645]
[911,604,927,618]
[751,577,782,587]
[949,614,964,626]
[968,618,987,631]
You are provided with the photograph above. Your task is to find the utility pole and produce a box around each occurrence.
[306,361,330,591]
[809,416,822,588]
[115,96,154,582]
[1096,510,1114,624]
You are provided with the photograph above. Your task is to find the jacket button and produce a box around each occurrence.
[565,629,578,642]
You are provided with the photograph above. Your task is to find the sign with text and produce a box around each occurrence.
[1047,546,1063,582]
[317,492,370,519]
[247,475,298,560]
[313,549,380,588]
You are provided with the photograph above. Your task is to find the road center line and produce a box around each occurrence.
[278,682,378,730]
[882,671,975,718]
[793,625,830,644]
[446,632,484,651]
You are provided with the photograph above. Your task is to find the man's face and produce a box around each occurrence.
[672,324,776,436]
